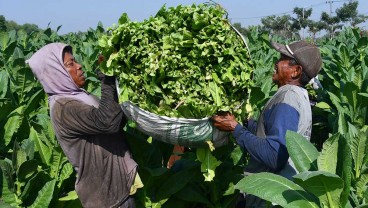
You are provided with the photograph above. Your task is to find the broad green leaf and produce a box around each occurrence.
[208,82,222,107]
[24,89,44,116]
[12,141,27,175]
[338,45,350,70]
[29,127,51,165]
[327,92,345,114]
[286,131,319,172]
[17,159,38,182]
[358,93,368,98]
[337,112,348,135]
[3,106,25,147]
[293,171,343,208]
[12,46,24,60]
[21,138,35,160]
[196,148,221,181]
[0,70,9,98]
[0,159,19,206]
[235,172,319,208]
[342,82,358,113]
[351,126,368,178]
[0,32,10,51]
[58,190,79,201]
[0,159,14,190]
[317,134,339,173]
[336,134,352,207]
[49,146,63,178]
[174,184,210,205]
[230,146,243,165]
[315,102,330,110]
[58,162,73,188]
[19,171,51,204]
[145,167,168,177]
[0,201,14,208]
[29,179,56,208]
[155,168,196,200]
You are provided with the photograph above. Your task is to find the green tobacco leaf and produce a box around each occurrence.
[0,32,10,51]
[0,159,18,206]
[0,201,14,208]
[0,70,9,98]
[286,131,319,172]
[29,127,51,165]
[49,146,63,179]
[293,171,343,208]
[21,138,35,160]
[208,82,223,107]
[0,159,14,190]
[58,190,79,201]
[196,148,222,182]
[327,92,344,114]
[317,133,339,174]
[12,141,27,175]
[57,161,73,188]
[17,159,38,182]
[337,112,348,135]
[358,93,368,98]
[315,102,331,110]
[174,184,210,205]
[155,168,196,200]
[342,82,358,112]
[99,4,252,119]
[336,134,352,207]
[24,89,44,116]
[351,126,368,178]
[355,173,368,199]
[3,106,25,147]
[29,179,56,208]
[235,172,319,208]
[19,171,51,204]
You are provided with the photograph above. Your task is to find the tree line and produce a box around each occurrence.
[233,1,368,40]
[0,15,42,34]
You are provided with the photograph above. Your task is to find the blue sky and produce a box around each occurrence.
[1,0,367,35]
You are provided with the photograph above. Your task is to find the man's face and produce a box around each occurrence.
[272,55,299,87]
[63,52,85,88]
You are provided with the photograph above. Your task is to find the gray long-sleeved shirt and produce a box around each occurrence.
[51,79,137,208]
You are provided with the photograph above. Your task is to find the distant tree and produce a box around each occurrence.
[292,7,312,31]
[320,12,342,38]
[291,7,313,39]
[335,1,368,27]
[5,20,20,31]
[232,22,247,37]
[261,15,298,39]
[0,15,6,31]
[1,17,41,33]
[307,20,325,41]
[22,23,41,34]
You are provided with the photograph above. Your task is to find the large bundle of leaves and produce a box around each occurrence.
[99,4,253,118]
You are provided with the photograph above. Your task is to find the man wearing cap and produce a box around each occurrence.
[211,40,322,207]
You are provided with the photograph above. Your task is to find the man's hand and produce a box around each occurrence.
[211,112,238,132]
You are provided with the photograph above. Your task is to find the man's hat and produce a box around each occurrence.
[271,41,322,79]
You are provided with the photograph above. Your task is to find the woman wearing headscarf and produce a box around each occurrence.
[27,43,140,208]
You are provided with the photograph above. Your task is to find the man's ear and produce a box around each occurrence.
[292,65,302,78]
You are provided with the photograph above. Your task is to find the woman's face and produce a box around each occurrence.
[63,51,85,88]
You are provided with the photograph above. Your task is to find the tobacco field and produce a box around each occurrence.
[0,4,368,208]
